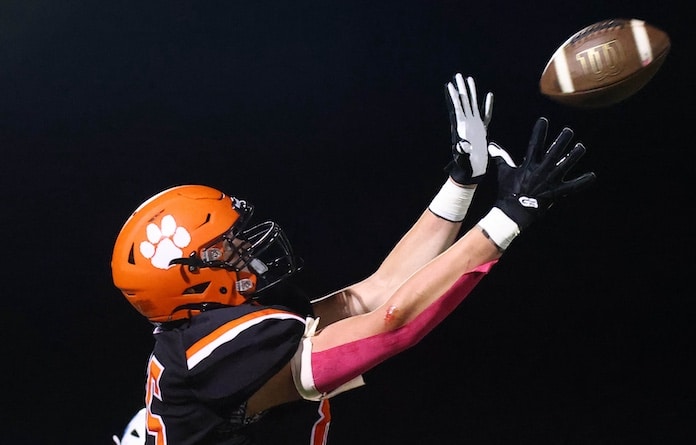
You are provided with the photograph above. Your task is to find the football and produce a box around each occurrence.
[539,18,670,108]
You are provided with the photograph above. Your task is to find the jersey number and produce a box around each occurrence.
[145,354,167,445]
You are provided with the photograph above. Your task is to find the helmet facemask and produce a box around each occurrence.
[169,197,301,298]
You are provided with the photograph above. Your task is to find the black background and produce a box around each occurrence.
[3,0,694,443]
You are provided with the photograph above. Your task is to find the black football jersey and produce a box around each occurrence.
[143,303,307,444]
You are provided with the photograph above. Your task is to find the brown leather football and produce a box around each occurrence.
[539,18,670,108]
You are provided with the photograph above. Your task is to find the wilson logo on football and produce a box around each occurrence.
[576,40,625,81]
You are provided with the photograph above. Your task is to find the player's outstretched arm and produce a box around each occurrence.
[312,74,494,324]
[291,117,596,401]
[247,116,595,415]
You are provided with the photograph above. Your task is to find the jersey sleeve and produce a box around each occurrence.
[182,304,306,409]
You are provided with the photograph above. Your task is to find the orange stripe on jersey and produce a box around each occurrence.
[310,399,331,445]
[185,308,305,370]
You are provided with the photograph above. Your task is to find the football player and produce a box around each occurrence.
[111,73,595,444]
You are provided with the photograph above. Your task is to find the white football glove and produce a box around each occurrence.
[445,73,494,184]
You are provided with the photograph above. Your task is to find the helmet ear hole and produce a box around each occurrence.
[183,282,211,295]
[127,244,136,265]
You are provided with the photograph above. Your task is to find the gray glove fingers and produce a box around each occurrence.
[464,75,494,125]
[483,92,494,127]
[446,81,466,125]
[454,73,474,117]
[445,83,460,144]
[464,76,479,117]
[446,82,470,153]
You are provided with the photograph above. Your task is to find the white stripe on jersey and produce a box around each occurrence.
[187,312,305,369]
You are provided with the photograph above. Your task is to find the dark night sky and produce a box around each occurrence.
[2,1,694,443]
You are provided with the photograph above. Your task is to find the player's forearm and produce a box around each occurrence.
[320,227,499,344]
[369,207,462,289]
[311,200,465,324]
[382,227,500,323]
[292,227,500,399]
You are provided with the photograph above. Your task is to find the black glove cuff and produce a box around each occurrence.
[445,160,484,185]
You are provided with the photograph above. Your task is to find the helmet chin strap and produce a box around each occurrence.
[169,252,232,272]
[168,252,210,271]
[169,253,263,292]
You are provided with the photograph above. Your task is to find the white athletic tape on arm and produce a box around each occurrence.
[428,179,475,222]
[477,207,520,251]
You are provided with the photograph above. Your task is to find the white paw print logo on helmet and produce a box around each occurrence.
[139,215,191,269]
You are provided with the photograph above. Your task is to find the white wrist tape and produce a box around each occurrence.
[428,179,475,222]
[477,207,520,251]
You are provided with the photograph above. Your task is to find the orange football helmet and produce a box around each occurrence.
[111,185,300,322]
